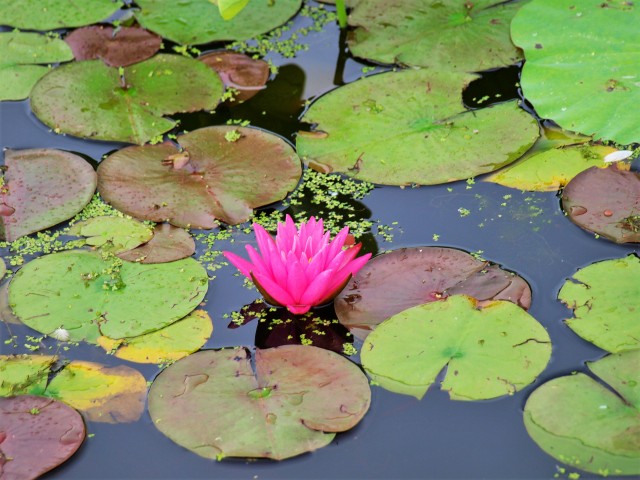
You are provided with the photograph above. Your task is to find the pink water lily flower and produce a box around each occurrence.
[224,215,371,315]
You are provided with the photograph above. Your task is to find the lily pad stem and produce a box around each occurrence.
[335,0,347,29]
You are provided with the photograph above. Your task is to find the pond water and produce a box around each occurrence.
[0,3,638,479]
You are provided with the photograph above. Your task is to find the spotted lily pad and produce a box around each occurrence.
[97,126,302,227]
[135,0,302,45]
[8,250,208,343]
[199,50,269,102]
[30,54,224,144]
[559,255,640,353]
[0,395,85,479]
[97,310,213,363]
[296,69,539,185]
[69,216,154,254]
[361,295,551,400]
[0,149,97,242]
[348,0,525,71]
[561,165,640,243]
[511,0,640,144]
[0,31,74,101]
[0,0,124,29]
[117,223,196,263]
[335,247,531,339]
[64,26,162,67]
[524,350,640,475]
[148,345,371,460]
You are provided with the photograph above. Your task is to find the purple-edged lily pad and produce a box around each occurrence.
[117,223,195,264]
[0,149,97,242]
[335,246,531,339]
[64,26,162,67]
[0,395,85,479]
[561,165,640,243]
[200,50,269,103]
[148,346,371,460]
[97,126,302,227]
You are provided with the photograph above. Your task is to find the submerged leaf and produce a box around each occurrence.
[361,295,551,400]
[0,149,97,242]
[148,346,370,460]
[0,355,55,397]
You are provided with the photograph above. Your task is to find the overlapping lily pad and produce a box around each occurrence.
[97,126,302,227]
[97,310,213,363]
[0,31,74,101]
[361,295,551,400]
[524,350,640,475]
[148,345,371,460]
[69,216,154,254]
[296,69,539,185]
[8,250,208,343]
[0,149,97,242]
[335,246,531,339]
[0,0,124,30]
[348,0,525,71]
[559,255,640,353]
[135,0,302,45]
[64,26,162,67]
[200,50,269,102]
[0,355,53,396]
[117,223,196,263]
[30,54,224,144]
[0,395,85,479]
[561,165,640,243]
[511,0,640,144]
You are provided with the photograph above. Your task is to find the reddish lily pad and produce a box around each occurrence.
[30,54,224,144]
[148,345,371,460]
[97,126,302,227]
[0,395,85,479]
[64,26,162,67]
[200,50,269,102]
[0,149,97,242]
[335,247,531,339]
[561,165,640,243]
[0,0,124,30]
[524,350,640,475]
[117,223,196,264]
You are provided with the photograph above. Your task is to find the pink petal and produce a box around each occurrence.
[327,226,349,259]
[253,223,277,257]
[287,304,311,315]
[299,269,335,305]
[223,251,254,278]
[285,255,308,303]
[246,245,272,277]
[253,271,295,306]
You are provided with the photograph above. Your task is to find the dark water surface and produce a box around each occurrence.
[1,4,638,479]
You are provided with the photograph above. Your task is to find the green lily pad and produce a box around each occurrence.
[0,258,6,280]
[97,126,302,227]
[348,0,525,71]
[117,223,196,264]
[135,0,302,45]
[69,216,154,254]
[0,355,54,397]
[30,54,224,144]
[0,395,85,479]
[8,250,208,343]
[0,31,74,101]
[486,142,618,191]
[361,295,551,400]
[561,165,640,244]
[64,26,162,67]
[511,0,640,144]
[0,149,97,242]
[148,345,371,460]
[296,69,539,185]
[0,0,124,29]
[524,350,640,475]
[96,310,213,363]
[558,255,640,353]
[335,246,531,339]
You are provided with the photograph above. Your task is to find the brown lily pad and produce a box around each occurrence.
[97,126,302,228]
[561,165,640,244]
[0,149,97,242]
[0,395,85,479]
[117,223,195,263]
[148,346,371,460]
[200,50,269,103]
[64,25,162,67]
[335,246,531,339]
